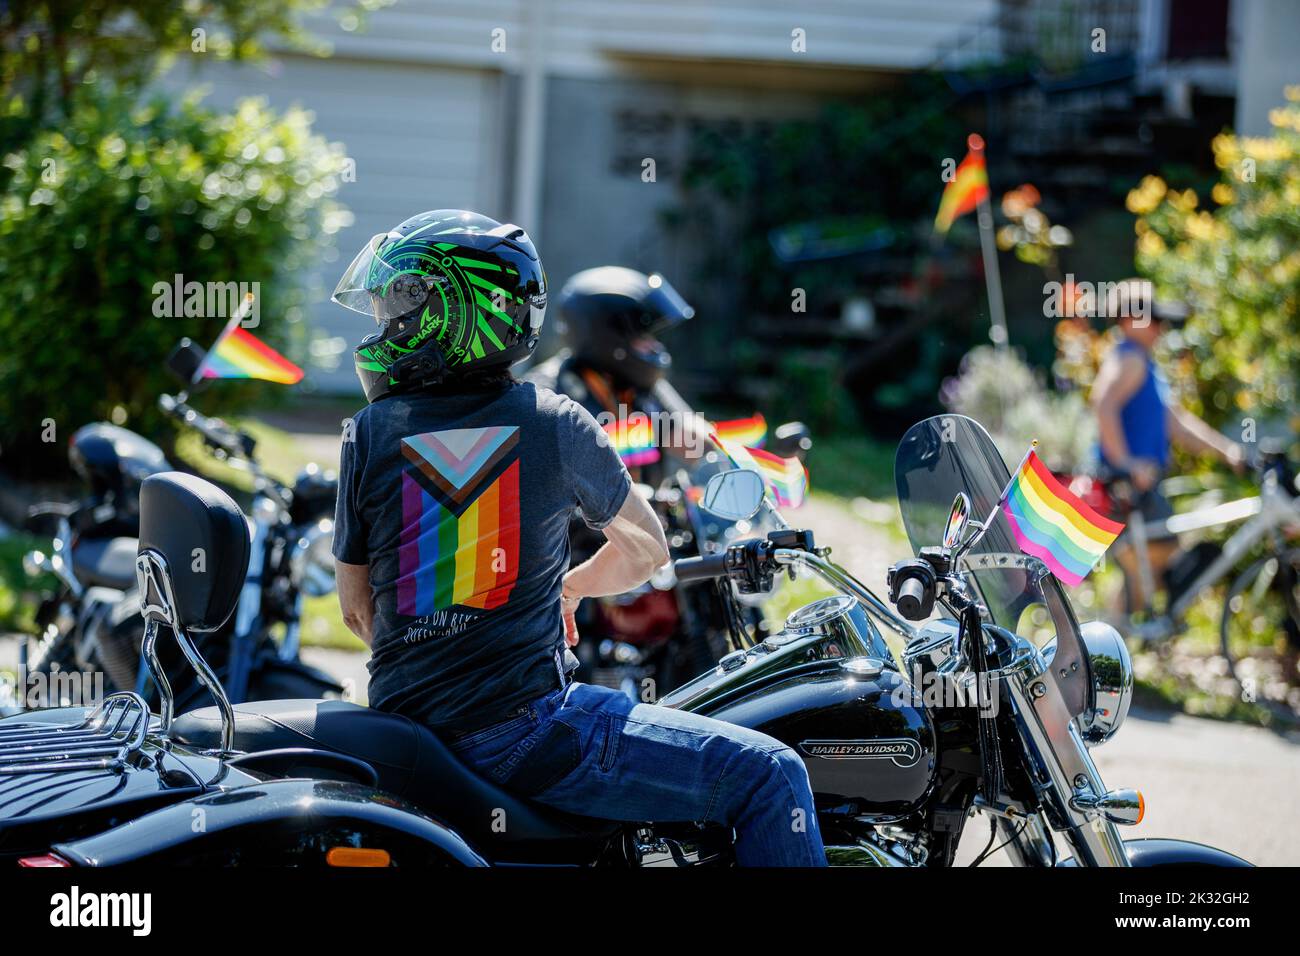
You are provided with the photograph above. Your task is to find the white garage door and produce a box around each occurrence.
[168,54,504,392]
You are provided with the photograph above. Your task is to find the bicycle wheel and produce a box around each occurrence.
[1220,548,1300,687]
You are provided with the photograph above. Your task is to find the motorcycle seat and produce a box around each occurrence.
[170,698,621,862]
[71,536,139,591]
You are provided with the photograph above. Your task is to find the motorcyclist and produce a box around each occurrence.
[329,211,825,866]
[524,266,710,482]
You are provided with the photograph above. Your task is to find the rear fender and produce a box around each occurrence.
[52,778,486,866]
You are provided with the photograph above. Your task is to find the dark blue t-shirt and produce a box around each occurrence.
[332,381,632,730]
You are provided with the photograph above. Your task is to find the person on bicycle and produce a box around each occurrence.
[1090,278,1244,608]
[329,210,826,866]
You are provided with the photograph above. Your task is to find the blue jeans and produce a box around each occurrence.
[446,682,827,867]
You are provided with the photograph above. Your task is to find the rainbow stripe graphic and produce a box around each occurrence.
[602,415,660,467]
[200,323,303,384]
[397,426,521,615]
[712,413,767,449]
[714,435,809,509]
[1001,450,1124,586]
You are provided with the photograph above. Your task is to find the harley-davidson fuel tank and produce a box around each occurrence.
[659,595,936,821]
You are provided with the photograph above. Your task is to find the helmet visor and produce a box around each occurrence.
[641,274,695,334]
[332,233,437,323]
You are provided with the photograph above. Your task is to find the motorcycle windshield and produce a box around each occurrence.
[894,415,1059,637]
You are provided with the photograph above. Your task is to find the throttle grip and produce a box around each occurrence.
[895,576,927,620]
[673,552,729,583]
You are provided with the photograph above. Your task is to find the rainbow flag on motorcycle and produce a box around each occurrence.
[601,415,660,467]
[712,413,767,449]
[196,301,303,385]
[999,449,1123,586]
[714,434,809,509]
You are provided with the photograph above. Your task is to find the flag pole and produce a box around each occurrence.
[969,135,1009,350]
[192,292,256,384]
[978,439,1037,534]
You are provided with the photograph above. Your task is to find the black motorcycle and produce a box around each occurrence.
[14,338,341,713]
[0,415,1248,867]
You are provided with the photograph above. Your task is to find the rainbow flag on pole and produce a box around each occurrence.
[714,434,809,509]
[197,299,303,385]
[934,134,990,234]
[1000,449,1123,586]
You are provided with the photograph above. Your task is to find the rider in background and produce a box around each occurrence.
[524,266,709,477]
[1090,278,1244,609]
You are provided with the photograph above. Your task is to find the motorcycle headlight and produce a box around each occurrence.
[291,518,336,598]
[1077,621,1133,746]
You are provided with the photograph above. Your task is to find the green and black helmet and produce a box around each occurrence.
[332,210,547,403]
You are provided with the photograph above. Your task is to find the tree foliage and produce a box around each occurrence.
[1129,87,1300,430]
[0,91,348,474]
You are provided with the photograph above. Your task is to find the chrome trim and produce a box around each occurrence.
[825,831,918,867]
[1071,784,1143,825]
[1076,621,1134,746]
[135,549,235,753]
[771,549,919,641]
[0,692,149,774]
[999,639,1130,867]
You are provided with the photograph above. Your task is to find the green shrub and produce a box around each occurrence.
[0,91,348,476]
[1129,88,1300,429]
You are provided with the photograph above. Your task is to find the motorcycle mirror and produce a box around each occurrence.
[700,469,765,521]
[165,338,208,385]
[942,493,971,551]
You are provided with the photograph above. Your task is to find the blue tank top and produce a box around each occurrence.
[1099,339,1169,469]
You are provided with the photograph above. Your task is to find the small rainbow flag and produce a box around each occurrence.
[714,435,809,509]
[1000,449,1124,586]
[602,415,660,467]
[712,413,767,449]
[198,310,303,385]
[934,134,990,235]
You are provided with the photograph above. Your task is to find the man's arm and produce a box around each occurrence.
[564,490,669,599]
[561,490,669,646]
[335,560,374,647]
[1167,405,1244,468]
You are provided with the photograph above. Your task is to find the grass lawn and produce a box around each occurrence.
[173,417,365,652]
[0,530,51,635]
[805,433,899,501]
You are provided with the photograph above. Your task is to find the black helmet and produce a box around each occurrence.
[554,266,694,391]
[332,210,547,403]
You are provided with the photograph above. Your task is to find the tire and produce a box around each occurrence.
[1220,547,1300,688]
